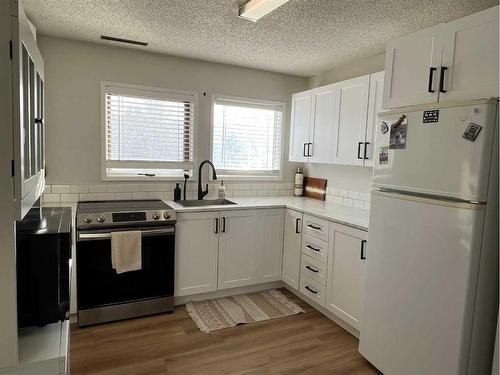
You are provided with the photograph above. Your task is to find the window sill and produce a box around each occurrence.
[215,175,283,182]
[102,176,192,182]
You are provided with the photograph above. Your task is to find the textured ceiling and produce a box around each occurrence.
[23,0,498,77]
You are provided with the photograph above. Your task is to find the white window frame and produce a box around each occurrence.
[210,94,285,181]
[100,81,198,181]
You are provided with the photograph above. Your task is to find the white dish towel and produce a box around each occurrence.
[111,230,142,274]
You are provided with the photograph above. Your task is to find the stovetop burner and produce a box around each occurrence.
[76,200,176,229]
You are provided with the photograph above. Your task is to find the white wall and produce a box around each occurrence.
[37,36,308,187]
[304,53,385,193]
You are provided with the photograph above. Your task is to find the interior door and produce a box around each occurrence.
[218,210,259,290]
[257,209,284,283]
[332,75,370,166]
[360,190,486,375]
[383,24,443,109]
[282,209,302,289]
[175,212,219,296]
[289,91,312,162]
[309,84,338,163]
[440,6,499,102]
[326,223,367,330]
[364,71,384,167]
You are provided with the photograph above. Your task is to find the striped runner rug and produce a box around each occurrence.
[186,289,305,333]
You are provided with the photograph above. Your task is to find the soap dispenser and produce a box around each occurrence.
[174,183,181,201]
[218,180,226,199]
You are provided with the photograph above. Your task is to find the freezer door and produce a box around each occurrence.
[359,191,486,375]
[373,102,497,202]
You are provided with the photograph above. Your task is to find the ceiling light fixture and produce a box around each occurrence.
[238,0,291,22]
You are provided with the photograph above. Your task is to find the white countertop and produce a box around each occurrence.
[168,196,369,231]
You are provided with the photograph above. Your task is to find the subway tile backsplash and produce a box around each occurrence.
[42,183,371,210]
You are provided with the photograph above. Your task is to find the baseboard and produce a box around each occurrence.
[284,285,360,339]
[174,281,285,305]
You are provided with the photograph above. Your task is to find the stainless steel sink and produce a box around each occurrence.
[176,199,237,207]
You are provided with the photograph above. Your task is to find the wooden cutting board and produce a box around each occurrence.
[303,177,327,201]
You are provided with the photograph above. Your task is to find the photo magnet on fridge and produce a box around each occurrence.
[389,115,407,149]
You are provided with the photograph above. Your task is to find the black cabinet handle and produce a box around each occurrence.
[439,66,448,93]
[303,143,307,157]
[295,218,301,234]
[305,286,318,294]
[306,265,319,273]
[215,218,219,234]
[34,118,43,124]
[428,67,436,93]
[222,217,226,233]
[360,239,367,260]
[307,224,321,230]
[363,142,369,160]
[306,244,320,252]
[357,142,363,159]
[307,143,312,157]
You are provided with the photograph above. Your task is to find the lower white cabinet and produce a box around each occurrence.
[218,210,259,290]
[175,211,219,296]
[257,209,284,283]
[282,209,303,289]
[326,223,368,330]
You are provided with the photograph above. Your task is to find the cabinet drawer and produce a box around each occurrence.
[300,274,326,307]
[302,234,328,264]
[301,254,327,285]
[303,214,329,242]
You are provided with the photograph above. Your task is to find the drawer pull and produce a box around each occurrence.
[307,224,322,231]
[305,285,318,294]
[306,244,320,252]
[305,265,319,273]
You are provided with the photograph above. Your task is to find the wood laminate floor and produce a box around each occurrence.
[71,289,380,375]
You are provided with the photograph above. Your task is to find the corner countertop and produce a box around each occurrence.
[167,196,370,231]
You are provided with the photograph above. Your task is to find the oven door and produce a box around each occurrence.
[76,226,175,310]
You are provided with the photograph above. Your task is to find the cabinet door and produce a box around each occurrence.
[309,85,338,163]
[326,223,367,330]
[175,212,219,296]
[257,209,284,283]
[364,71,384,167]
[12,6,45,220]
[440,6,499,102]
[282,209,302,289]
[289,91,312,162]
[331,75,370,166]
[218,210,259,290]
[383,24,443,109]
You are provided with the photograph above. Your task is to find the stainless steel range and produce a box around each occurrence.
[76,200,176,327]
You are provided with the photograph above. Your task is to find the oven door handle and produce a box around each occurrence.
[78,227,175,241]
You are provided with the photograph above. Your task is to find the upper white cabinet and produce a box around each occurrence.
[365,71,385,167]
[282,209,303,289]
[175,212,219,297]
[11,3,46,220]
[326,223,368,330]
[331,75,370,166]
[289,72,382,167]
[383,6,498,109]
[289,91,312,162]
[308,85,338,163]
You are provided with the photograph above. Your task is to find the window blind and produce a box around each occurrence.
[103,84,196,178]
[212,97,283,177]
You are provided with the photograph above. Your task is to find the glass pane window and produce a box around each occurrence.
[102,83,196,180]
[212,96,283,178]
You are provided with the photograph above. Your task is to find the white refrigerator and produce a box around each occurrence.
[359,99,498,375]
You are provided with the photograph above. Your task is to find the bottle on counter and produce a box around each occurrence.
[294,167,304,196]
[218,180,226,199]
[174,183,181,201]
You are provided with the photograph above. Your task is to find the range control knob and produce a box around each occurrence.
[83,215,93,224]
[152,212,160,220]
[163,212,171,220]
[97,215,105,223]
